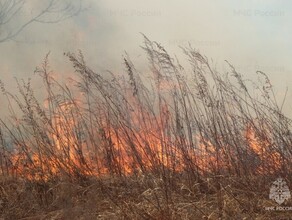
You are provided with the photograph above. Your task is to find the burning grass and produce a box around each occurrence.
[0,36,292,219]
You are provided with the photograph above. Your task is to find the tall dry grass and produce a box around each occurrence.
[0,36,291,219]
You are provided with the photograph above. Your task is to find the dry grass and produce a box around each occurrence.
[0,175,291,219]
[0,36,292,219]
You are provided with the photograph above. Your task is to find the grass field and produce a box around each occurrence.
[0,36,291,219]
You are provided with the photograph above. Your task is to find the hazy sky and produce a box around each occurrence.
[1,0,292,115]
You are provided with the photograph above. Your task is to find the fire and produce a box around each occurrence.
[245,125,281,174]
[3,80,284,181]
[0,41,289,184]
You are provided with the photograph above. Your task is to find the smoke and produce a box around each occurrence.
[0,0,291,116]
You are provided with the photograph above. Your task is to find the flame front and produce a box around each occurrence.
[3,66,286,181]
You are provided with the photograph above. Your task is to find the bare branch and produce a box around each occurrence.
[0,0,83,43]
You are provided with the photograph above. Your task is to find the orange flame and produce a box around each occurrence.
[245,125,281,174]
[6,97,283,181]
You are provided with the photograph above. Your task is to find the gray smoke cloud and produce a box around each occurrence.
[0,0,292,116]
